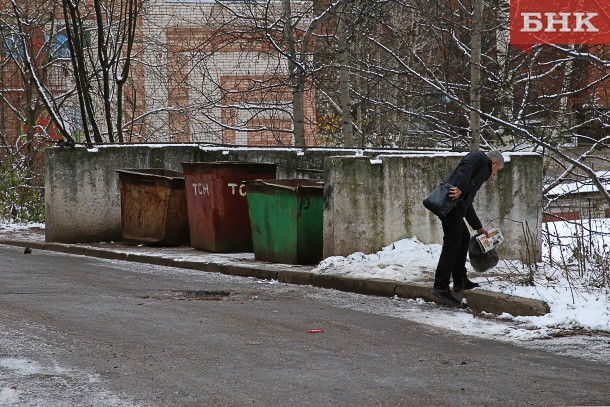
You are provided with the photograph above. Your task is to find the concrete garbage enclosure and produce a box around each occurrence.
[45,146,542,263]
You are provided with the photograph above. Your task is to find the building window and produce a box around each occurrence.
[51,33,70,59]
[2,31,26,60]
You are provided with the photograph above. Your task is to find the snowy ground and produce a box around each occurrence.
[313,218,610,335]
[0,321,135,406]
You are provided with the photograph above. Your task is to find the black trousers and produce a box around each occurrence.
[433,208,471,290]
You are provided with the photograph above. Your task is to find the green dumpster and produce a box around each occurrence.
[246,179,324,264]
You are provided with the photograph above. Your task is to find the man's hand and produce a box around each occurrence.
[477,228,488,236]
[448,186,462,200]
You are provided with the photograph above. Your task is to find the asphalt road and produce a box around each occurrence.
[1,245,609,406]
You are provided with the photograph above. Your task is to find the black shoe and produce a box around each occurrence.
[453,279,480,292]
[431,289,462,306]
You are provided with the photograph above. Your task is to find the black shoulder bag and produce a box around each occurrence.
[422,172,458,219]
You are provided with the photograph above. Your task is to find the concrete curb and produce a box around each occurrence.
[461,290,550,316]
[1,238,550,317]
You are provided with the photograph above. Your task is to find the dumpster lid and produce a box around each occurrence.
[116,168,184,180]
[246,179,323,193]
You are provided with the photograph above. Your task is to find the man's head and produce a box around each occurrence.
[486,150,504,176]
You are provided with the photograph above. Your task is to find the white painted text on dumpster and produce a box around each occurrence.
[191,182,247,196]
[192,183,210,196]
[227,183,247,196]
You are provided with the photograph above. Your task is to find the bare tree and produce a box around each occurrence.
[469,0,484,149]
[1,0,64,156]
[61,0,141,143]
[2,0,142,146]
[309,0,610,208]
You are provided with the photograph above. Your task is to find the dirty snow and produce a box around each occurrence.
[0,321,137,406]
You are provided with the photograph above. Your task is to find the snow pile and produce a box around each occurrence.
[508,284,610,332]
[316,238,441,283]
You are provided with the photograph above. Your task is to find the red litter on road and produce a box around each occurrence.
[307,329,324,333]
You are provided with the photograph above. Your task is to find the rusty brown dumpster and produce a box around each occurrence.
[182,162,277,252]
[117,169,189,246]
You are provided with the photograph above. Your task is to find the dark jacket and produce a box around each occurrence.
[445,151,492,230]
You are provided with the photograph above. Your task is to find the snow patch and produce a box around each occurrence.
[0,357,42,375]
[0,387,20,405]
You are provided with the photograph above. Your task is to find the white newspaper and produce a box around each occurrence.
[476,227,504,253]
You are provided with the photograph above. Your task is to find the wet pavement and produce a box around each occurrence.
[0,226,549,317]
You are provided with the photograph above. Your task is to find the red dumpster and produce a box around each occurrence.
[117,169,189,246]
[181,162,277,252]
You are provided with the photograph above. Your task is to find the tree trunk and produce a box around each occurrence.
[495,0,512,143]
[293,82,306,147]
[93,0,115,143]
[469,0,484,150]
[63,0,103,143]
[283,0,306,147]
[338,10,354,147]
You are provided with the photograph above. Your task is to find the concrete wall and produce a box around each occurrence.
[45,146,543,262]
[46,145,199,243]
[323,153,543,262]
[45,145,374,243]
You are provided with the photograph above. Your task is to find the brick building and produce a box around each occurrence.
[1,0,317,146]
[131,0,317,145]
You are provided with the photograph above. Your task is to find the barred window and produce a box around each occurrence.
[2,31,26,60]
